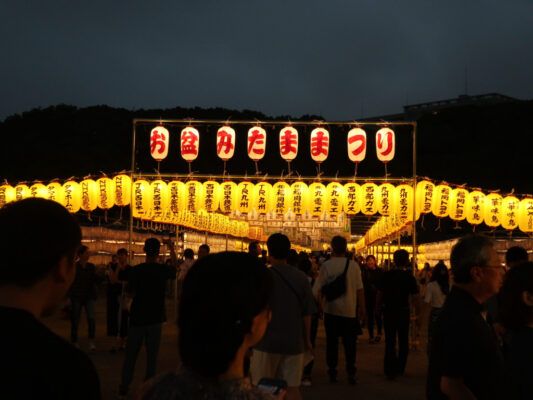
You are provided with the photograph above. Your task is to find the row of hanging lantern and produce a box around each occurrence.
[150,125,396,165]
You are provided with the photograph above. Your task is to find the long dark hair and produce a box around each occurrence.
[500,262,533,330]
[430,262,449,295]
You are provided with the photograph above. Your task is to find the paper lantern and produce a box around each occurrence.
[45,182,62,204]
[150,126,169,161]
[347,127,367,163]
[343,183,361,215]
[272,181,291,215]
[310,127,329,163]
[279,126,298,162]
[80,179,98,212]
[375,127,395,163]
[185,180,203,213]
[253,182,273,214]
[377,183,395,216]
[113,174,132,207]
[247,126,266,161]
[484,193,502,228]
[14,184,30,201]
[202,181,221,213]
[326,182,344,216]
[131,180,151,219]
[216,126,236,161]
[61,181,81,213]
[501,196,520,230]
[237,181,254,214]
[0,184,15,208]
[309,182,326,217]
[361,183,379,216]
[416,180,435,216]
[30,182,47,198]
[168,180,186,214]
[180,126,200,162]
[465,191,485,225]
[449,187,469,222]
[290,181,309,215]
[150,180,170,220]
[518,198,533,234]
[395,184,414,224]
[96,177,116,210]
[220,181,238,213]
[432,184,452,218]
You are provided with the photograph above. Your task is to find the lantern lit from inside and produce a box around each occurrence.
[113,174,132,207]
[96,177,115,210]
[46,182,62,204]
[220,181,238,213]
[80,179,98,212]
[272,181,290,215]
[343,183,361,215]
[61,181,81,213]
[237,181,254,214]
[216,126,236,161]
[484,193,502,228]
[290,181,309,215]
[375,127,395,163]
[150,126,169,161]
[30,182,47,198]
[377,183,395,216]
[518,198,533,234]
[180,126,200,162]
[361,183,378,216]
[431,184,452,218]
[415,180,435,217]
[279,126,298,161]
[150,180,170,220]
[253,182,273,214]
[14,184,30,201]
[168,180,186,215]
[202,181,220,213]
[395,184,414,224]
[466,190,485,225]
[247,126,266,161]
[131,180,151,219]
[0,184,15,208]
[185,181,203,213]
[501,196,520,230]
[310,127,329,163]
[309,182,326,217]
[449,187,468,222]
[326,182,344,216]
[347,127,367,163]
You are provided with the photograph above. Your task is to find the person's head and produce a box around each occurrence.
[331,236,347,256]
[298,258,313,277]
[248,241,261,257]
[198,244,210,259]
[505,246,528,269]
[178,252,273,377]
[431,262,450,295]
[287,249,299,266]
[393,249,409,268]
[266,233,290,261]
[111,255,118,264]
[183,248,194,260]
[450,235,504,300]
[500,262,533,331]
[424,262,431,271]
[0,198,81,315]
[144,238,161,258]
[117,248,128,264]
[366,255,376,269]
[77,245,90,263]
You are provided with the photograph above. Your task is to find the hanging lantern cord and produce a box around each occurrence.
[454,221,460,230]
[188,162,192,175]
[287,162,291,177]
[104,210,108,223]
[434,218,441,231]
[255,161,260,176]
[353,163,358,180]
[119,207,123,221]
[384,163,388,179]
[421,215,425,230]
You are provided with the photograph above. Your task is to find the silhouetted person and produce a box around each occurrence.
[248,241,261,257]
[198,244,210,259]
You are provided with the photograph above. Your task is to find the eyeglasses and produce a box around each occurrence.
[480,265,506,273]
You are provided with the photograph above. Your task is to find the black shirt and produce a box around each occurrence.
[0,306,101,400]
[504,326,533,399]
[379,269,418,311]
[127,262,176,326]
[427,286,504,399]
[69,262,97,300]
[362,266,384,299]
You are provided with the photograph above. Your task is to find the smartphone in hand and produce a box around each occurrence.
[257,378,287,395]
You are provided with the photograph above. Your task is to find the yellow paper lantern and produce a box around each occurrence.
[30,182,47,198]
[220,181,238,213]
[465,191,485,225]
[96,177,116,210]
[326,182,344,216]
[377,183,395,216]
[449,187,469,222]
[237,181,254,214]
[501,196,520,231]
[343,183,361,215]
[46,182,63,204]
[131,180,151,219]
[113,174,132,207]
[272,181,291,215]
[432,184,452,218]
[361,182,378,216]
[290,181,309,215]
[80,179,98,212]
[150,180,170,220]
[309,182,326,217]
[0,184,15,208]
[484,193,502,228]
[395,184,414,224]
[202,181,221,213]
[253,182,273,214]
[14,184,30,201]
[416,180,435,216]
[518,198,533,234]
[61,181,81,213]
[185,180,203,213]
[168,180,186,214]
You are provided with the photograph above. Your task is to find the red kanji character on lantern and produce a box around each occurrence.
[310,128,329,163]
[180,127,200,162]
[347,127,367,163]
[376,127,395,162]
[217,126,235,161]
[150,126,169,161]
[279,127,298,161]
[247,126,266,161]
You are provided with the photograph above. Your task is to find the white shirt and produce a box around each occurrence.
[424,281,446,308]
[319,257,363,318]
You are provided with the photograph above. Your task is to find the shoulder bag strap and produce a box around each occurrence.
[270,266,303,311]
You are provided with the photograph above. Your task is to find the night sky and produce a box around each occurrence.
[1,0,532,121]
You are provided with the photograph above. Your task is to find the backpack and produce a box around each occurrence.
[321,258,350,301]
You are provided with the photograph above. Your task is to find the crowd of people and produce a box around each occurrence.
[1,198,533,399]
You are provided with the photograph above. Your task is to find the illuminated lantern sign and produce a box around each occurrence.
[347,127,367,163]
[220,181,238,213]
[180,126,200,162]
[46,182,62,203]
[416,180,435,216]
[466,190,485,225]
[377,183,395,216]
[343,183,361,215]
[202,181,220,213]
[237,181,254,214]
[185,181,203,212]
[395,184,414,224]
[279,126,298,161]
[113,174,131,207]
[216,126,236,161]
[290,181,309,215]
[449,187,468,222]
[150,180,169,220]
[253,182,273,214]
[81,179,98,212]
[309,182,326,217]
[0,184,15,208]
[272,182,290,215]
[14,184,30,201]
[61,181,81,213]
[247,126,266,161]
[519,198,533,233]
[30,182,47,198]
[501,196,520,230]
[150,126,169,161]
[168,180,185,214]
[310,127,329,163]
[375,127,395,163]
[361,183,378,216]
[432,184,451,218]
[484,193,502,228]
[326,182,344,216]
[132,180,151,219]
[96,177,115,210]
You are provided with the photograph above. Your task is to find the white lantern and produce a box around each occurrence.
[180,126,200,162]
[375,127,395,163]
[347,127,367,163]
[216,126,236,161]
[279,126,298,161]
[150,126,169,161]
[247,126,266,161]
[310,127,329,163]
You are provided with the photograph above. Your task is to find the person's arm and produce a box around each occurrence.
[440,377,477,400]
[375,290,383,314]
[357,288,366,324]
[303,315,313,354]
[412,293,422,326]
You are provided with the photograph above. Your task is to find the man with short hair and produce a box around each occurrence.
[505,245,528,268]
[319,236,365,384]
[250,233,316,400]
[249,240,261,257]
[198,243,210,259]
[427,235,506,399]
[0,198,101,399]
[118,238,177,399]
